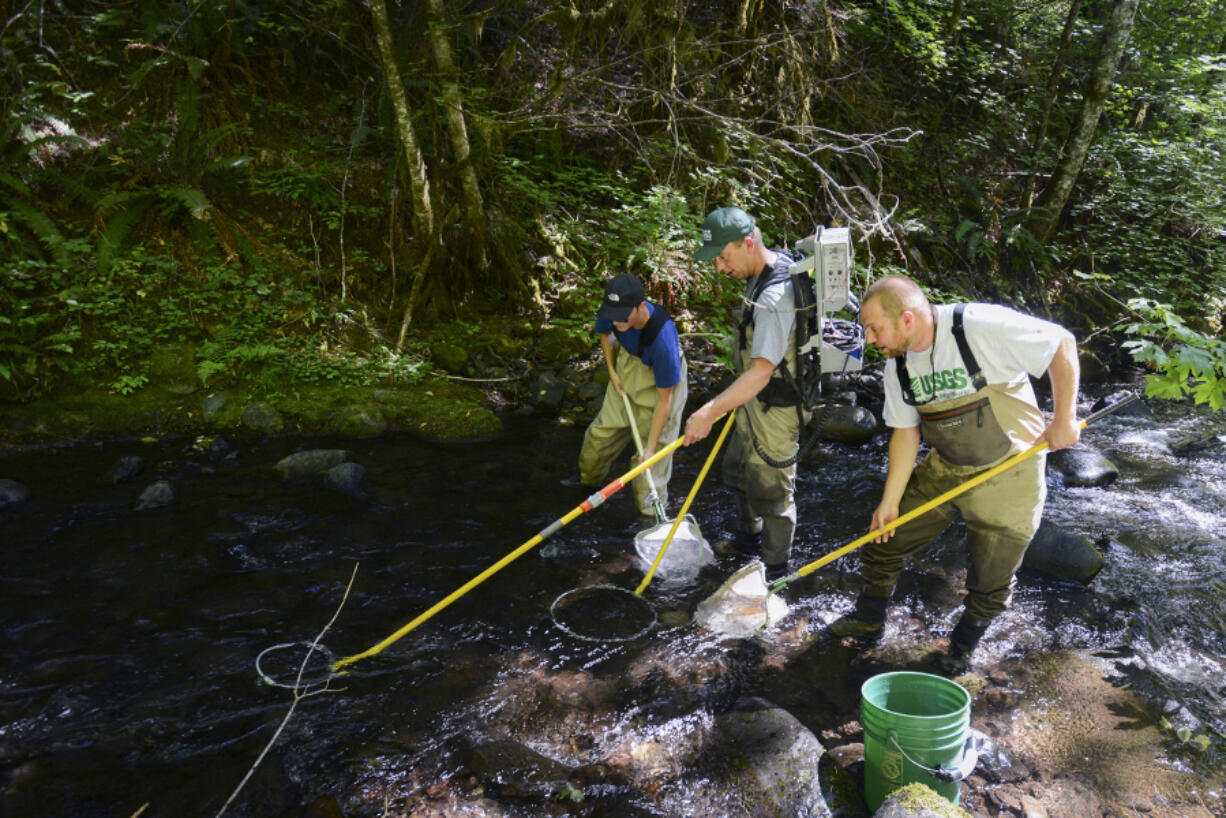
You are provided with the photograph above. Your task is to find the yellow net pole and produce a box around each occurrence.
[332,415,727,672]
[635,409,737,596]
[772,397,1137,592]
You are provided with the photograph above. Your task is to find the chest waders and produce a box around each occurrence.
[737,254,825,469]
[895,304,1012,467]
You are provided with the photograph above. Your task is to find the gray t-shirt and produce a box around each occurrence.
[743,256,796,366]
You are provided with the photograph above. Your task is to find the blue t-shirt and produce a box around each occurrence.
[594,302,683,389]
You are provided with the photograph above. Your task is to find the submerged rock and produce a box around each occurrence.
[99,455,145,485]
[0,478,31,508]
[1022,519,1104,585]
[816,404,879,446]
[273,449,352,479]
[134,480,175,511]
[1047,443,1119,487]
[321,462,366,498]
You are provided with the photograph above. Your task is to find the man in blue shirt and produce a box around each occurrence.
[577,274,688,520]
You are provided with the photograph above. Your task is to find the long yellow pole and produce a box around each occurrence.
[772,395,1137,593]
[332,414,726,672]
[635,409,737,595]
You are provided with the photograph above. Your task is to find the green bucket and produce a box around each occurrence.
[861,671,977,810]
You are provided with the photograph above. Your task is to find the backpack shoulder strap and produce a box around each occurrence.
[951,303,986,389]
[637,303,669,351]
[738,253,794,350]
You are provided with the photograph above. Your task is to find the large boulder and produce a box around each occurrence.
[707,697,833,817]
[817,404,879,446]
[1022,519,1104,585]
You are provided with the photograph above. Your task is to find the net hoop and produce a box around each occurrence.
[550,584,657,643]
[255,641,339,689]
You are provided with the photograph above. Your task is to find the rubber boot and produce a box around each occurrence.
[829,592,889,639]
[728,529,761,558]
[939,613,991,675]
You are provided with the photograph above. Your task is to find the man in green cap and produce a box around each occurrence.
[684,206,807,583]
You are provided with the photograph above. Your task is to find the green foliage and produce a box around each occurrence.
[1123,299,1226,411]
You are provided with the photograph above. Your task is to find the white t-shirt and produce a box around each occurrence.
[882,303,1071,429]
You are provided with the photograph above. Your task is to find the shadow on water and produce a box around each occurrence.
[1,391,1224,816]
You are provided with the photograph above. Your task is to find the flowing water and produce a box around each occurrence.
[1,388,1223,817]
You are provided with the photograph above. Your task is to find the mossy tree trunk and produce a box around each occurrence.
[424,0,488,274]
[1031,0,1142,243]
[368,0,436,337]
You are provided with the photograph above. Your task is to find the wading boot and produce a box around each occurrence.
[716,530,762,559]
[764,562,789,584]
[828,593,890,639]
[938,614,991,675]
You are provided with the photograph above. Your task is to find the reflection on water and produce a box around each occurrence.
[0,390,1223,816]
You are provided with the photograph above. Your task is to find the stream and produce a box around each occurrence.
[0,385,1223,817]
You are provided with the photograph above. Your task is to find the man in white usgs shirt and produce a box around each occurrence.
[830,274,1081,672]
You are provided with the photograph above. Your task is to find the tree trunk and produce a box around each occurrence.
[1031,0,1141,243]
[369,0,434,330]
[425,0,488,272]
[1025,0,1085,208]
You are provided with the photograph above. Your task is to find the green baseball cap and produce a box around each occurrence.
[693,206,754,262]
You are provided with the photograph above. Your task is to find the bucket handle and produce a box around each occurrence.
[887,730,979,783]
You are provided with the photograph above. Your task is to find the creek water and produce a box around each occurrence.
[0,387,1223,817]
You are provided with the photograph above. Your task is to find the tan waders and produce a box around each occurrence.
[723,324,805,578]
[833,384,1046,640]
[579,352,687,517]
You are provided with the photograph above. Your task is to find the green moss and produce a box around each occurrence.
[887,782,972,816]
[0,374,502,446]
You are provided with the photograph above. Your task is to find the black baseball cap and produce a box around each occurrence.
[597,274,645,322]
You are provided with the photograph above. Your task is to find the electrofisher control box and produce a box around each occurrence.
[789,226,864,375]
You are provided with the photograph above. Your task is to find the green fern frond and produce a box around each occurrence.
[4,200,68,263]
[97,194,153,271]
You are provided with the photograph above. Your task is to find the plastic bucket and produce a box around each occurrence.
[860,671,976,810]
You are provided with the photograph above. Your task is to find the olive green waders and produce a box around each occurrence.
[579,352,688,517]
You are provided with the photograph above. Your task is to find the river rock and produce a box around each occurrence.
[708,696,833,817]
[99,455,145,485]
[201,393,227,422]
[134,480,175,511]
[875,782,973,817]
[431,341,468,375]
[576,381,604,402]
[536,325,586,365]
[273,449,352,479]
[1022,519,1104,585]
[321,462,366,498]
[1047,444,1119,487]
[816,404,879,445]
[333,408,387,438]
[531,372,569,415]
[0,478,31,508]
[241,401,283,434]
